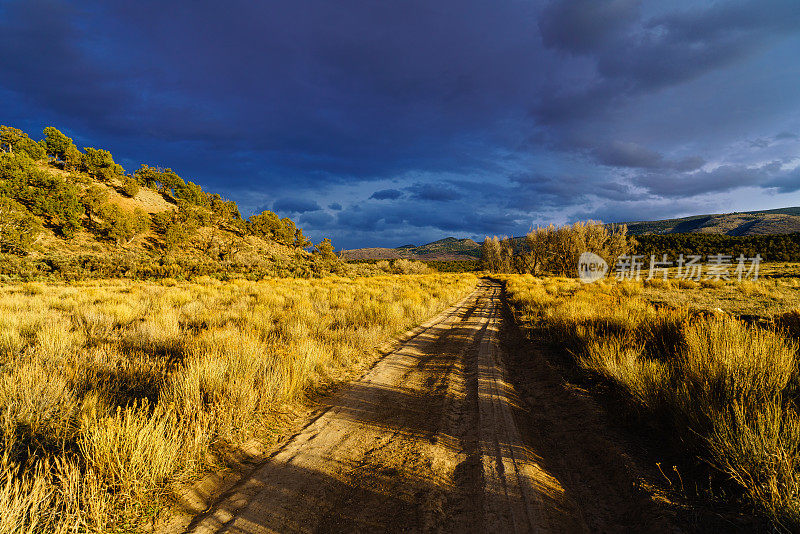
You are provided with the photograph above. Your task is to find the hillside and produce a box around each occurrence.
[0,124,342,279]
[623,207,800,236]
[342,237,480,261]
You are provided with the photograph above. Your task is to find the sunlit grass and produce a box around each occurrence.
[0,273,476,532]
[501,274,800,528]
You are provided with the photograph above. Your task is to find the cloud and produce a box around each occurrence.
[370,189,403,200]
[575,198,710,225]
[507,172,637,210]
[534,0,800,130]
[1,0,799,248]
[272,197,322,213]
[764,168,800,193]
[632,163,781,198]
[594,141,663,169]
[602,1,800,90]
[406,183,461,202]
[593,141,705,171]
[539,0,641,54]
[297,211,335,227]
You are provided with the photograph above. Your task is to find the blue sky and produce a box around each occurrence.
[1,0,799,249]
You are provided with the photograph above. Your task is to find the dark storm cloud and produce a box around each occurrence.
[1,0,798,248]
[406,183,462,202]
[534,0,800,126]
[324,197,520,239]
[765,168,800,194]
[0,0,545,174]
[576,199,710,225]
[272,198,322,214]
[370,189,404,200]
[594,141,663,169]
[297,211,336,228]
[539,0,641,54]
[508,173,636,209]
[593,142,705,171]
[632,162,790,198]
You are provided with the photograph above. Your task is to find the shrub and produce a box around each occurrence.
[392,259,430,274]
[100,204,149,246]
[0,274,477,530]
[700,279,725,289]
[132,164,159,188]
[120,175,140,198]
[151,207,199,252]
[0,197,42,254]
[81,185,109,225]
[174,180,206,206]
[482,221,629,275]
[248,210,302,246]
[209,194,241,220]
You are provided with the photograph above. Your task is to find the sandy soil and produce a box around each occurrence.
[169,281,687,533]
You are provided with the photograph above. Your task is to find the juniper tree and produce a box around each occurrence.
[0,126,45,159]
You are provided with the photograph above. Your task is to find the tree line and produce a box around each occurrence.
[480,221,630,275]
[480,221,800,276]
[632,233,800,262]
[0,124,334,259]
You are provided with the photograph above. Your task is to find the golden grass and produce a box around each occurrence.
[501,274,800,528]
[641,275,800,316]
[0,273,476,532]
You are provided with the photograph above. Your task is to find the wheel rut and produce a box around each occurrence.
[173,281,686,534]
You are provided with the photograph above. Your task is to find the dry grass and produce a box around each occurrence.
[641,276,800,316]
[501,274,800,528]
[0,273,476,532]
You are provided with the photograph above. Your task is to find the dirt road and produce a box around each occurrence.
[181,281,683,533]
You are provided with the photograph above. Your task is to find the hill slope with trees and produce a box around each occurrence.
[342,237,480,261]
[623,207,800,236]
[0,124,342,280]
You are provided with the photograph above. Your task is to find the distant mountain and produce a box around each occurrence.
[344,208,800,262]
[342,237,480,261]
[622,207,800,236]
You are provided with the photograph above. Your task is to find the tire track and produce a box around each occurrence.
[173,280,683,534]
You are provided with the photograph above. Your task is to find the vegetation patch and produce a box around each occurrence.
[501,274,800,529]
[0,274,476,532]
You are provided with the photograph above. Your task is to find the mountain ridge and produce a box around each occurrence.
[342,207,800,261]
[622,207,800,236]
[341,237,480,261]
